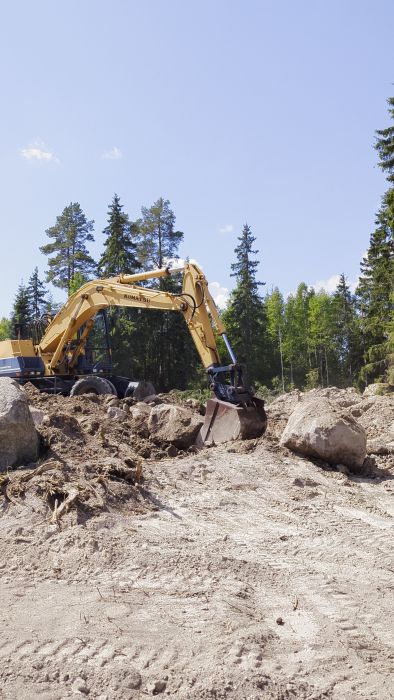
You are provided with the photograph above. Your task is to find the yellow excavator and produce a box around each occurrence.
[0,262,266,444]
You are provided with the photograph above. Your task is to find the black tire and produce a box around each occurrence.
[70,376,114,397]
[101,378,118,396]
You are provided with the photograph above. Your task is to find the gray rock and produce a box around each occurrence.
[280,397,367,468]
[0,378,39,470]
[124,669,142,689]
[72,676,89,694]
[29,407,46,427]
[148,403,204,449]
[129,402,152,419]
[107,406,127,421]
[143,394,162,404]
[147,680,167,695]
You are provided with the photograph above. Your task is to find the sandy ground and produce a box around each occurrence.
[0,439,393,699]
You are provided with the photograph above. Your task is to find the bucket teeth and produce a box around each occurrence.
[196,397,267,447]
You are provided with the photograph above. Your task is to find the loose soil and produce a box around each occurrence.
[0,388,393,699]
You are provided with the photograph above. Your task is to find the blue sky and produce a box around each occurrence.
[0,0,393,317]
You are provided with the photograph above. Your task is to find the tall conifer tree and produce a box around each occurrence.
[97,195,141,377]
[98,194,141,276]
[332,273,361,383]
[137,198,183,272]
[356,190,394,382]
[27,267,48,319]
[223,224,266,383]
[11,283,30,339]
[375,95,394,182]
[40,203,95,293]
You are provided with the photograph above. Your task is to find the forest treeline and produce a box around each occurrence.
[1,96,393,393]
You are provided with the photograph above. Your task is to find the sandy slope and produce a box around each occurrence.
[0,440,393,699]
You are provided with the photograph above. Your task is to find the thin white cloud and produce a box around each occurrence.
[102,146,123,160]
[312,274,341,294]
[312,274,358,294]
[20,141,59,163]
[218,224,234,234]
[209,281,229,310]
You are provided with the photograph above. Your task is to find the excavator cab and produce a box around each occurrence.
[76,310,112,375]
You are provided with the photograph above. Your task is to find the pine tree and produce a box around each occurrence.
[98,194,141,277]
[222,224,266,384]
[40,203,96,293]
[356,190,394,383]
[138,198,183,272]
[26,267,48,320]
[375,95,394,182]
[11,283,30,339]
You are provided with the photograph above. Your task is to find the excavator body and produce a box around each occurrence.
[0,262,267,445]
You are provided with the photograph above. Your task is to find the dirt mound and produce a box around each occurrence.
[2,388,204,522]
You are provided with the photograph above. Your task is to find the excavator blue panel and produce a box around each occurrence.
[0,356,45,378]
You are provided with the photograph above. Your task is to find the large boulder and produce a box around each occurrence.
[0,378,39,470]
[148,403,204,449]
[279,397,367,468]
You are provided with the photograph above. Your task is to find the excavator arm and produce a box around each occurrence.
[37,262,228,375]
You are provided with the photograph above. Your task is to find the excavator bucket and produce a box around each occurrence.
[196,396,267,447]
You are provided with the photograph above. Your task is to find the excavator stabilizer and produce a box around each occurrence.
[196,397,267,447]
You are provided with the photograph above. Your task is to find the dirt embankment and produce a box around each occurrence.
[0,386,393,699]
[1,386,203,522]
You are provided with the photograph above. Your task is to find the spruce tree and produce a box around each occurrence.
[356,93,394,384]
[26,267,48,320]
[356,190,394,383]
[40,203,96,293]
[332,273,361,384]
[222,224,266,384]
[11,283,30,339]
[98,194,141,277]
[375,95,394,182]
[97,195,141,377]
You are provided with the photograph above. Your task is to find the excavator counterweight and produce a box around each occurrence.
[0,261,267,446]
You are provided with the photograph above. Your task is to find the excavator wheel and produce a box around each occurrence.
[70,376,115,397]
[196,396,267,447]
[101,378,118,395]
